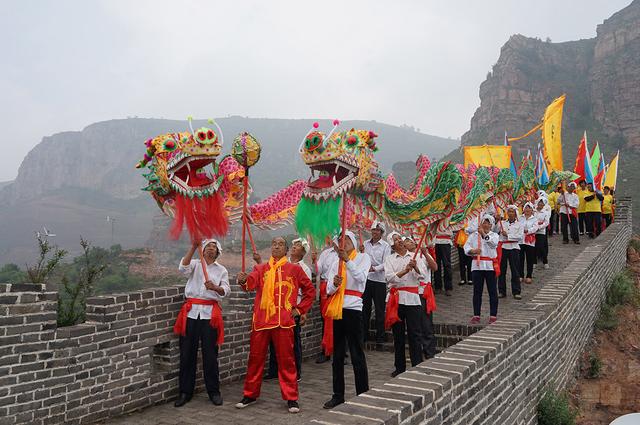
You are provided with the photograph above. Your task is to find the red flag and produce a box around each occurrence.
[594,167,605,191]
[573,133,588,182]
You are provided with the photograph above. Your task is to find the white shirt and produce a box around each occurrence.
[463,231,499,272]
[557,192,579,215]
[535,209,551,235]
[317,247,338,281]
[291,258,312,303]
[384,251,427,306]
[178,259,230,320]
[326,252,371,311]
[494,219,523,250]
[409,251,433,294]
[519,215,539,246]
[435,229,453,246]
[364,239,391,282]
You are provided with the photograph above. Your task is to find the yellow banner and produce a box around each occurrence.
[603,151,619,189]
[542,94,565,172]
[463,145,511,168]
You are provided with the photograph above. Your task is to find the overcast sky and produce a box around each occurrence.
[0,0,631,181]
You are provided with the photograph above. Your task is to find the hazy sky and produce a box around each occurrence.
[0,0,631,181]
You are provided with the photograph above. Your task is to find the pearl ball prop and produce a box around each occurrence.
[232,132,262,168]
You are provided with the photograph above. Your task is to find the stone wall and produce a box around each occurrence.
[0,273,325,425]
[316,198,633,425]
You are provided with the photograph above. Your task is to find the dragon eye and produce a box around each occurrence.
[305,133,322,151]
[197,131,206,141]
[207,130,215,140]
[163,139,177,151]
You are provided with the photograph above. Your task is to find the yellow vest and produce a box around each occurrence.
[602,195,614,214]
[547,192,558,209]
[577,188,587,213]
[583,190,602,213]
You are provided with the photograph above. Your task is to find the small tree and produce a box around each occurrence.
[57,237,106,326]
[25,234,67,284]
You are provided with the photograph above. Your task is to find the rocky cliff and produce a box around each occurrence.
[459,0,639,225]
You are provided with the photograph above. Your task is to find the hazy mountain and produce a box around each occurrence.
[0,117,457,264]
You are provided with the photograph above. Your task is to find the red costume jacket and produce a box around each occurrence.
[243,260,315,331]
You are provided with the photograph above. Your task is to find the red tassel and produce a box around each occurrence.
[169,193,229,241]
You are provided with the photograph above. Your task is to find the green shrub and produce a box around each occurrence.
[629,239,640,252]
[595,303,618,330]
[606,270,638,306]
[537,389,577,425]
[587,353,602,378]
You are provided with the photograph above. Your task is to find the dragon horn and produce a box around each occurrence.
[209,118,224,146]
[187,116,195,134]
[324,119,340,141]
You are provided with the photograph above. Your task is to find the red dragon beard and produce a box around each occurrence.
[169,192,229,241]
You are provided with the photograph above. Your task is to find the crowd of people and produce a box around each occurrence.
[170,181,616,414]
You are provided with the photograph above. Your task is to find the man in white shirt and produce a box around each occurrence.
[384,233,429,376]
[323,231,371,410]
[174,239,230,407]
[362,221,391,344]
[267,237,312,381]
[464,215,499,325]
[433,229,453,296]
[495,205,523,299]
[558,182,580,245]
[315,241,338,363]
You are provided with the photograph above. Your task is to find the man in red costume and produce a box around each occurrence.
[235,237,315,414]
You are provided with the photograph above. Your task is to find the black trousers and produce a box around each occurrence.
[391,304,424,373]
[586,211,602,237]
[419,298,436,358]
[549,211,559,236]
[578,212,586,234]
[498,248,520,295]
[519,244,536,279]
[332,309,369,400]
[561,213,579,242]
[602,213,612,228]
[268,323,302,378]
[362,280,386,342]
[472,270,498,317]
[457,246,472,283]
[433,244,452,290]
[179,317,220,396]
[535,234,548,264]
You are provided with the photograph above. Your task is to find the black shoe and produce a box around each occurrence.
[287,400,300,413]
[174,393,191,407]
[390,370,403,378]
[264,373,277,380]
[235,396,257,409]
[563,240,569,244]
[323,397,344,409]
[444,290,452,296]
[209,392,223,406]
[498,293,506,299]
[467,280,473,285]
[574,240,581,245]
[458,280,466,286]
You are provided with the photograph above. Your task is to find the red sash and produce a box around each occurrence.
[495,242,503,277]
[173,298,224,345]
[384,287,419,330]
[420,282,437,314]
[320,284,362,356]
[524,233,536,245]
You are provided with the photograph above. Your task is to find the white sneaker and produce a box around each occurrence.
[544,264,549,269]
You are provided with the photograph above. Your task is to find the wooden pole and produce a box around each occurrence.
[241,170,249,273]
[198,244,210,282]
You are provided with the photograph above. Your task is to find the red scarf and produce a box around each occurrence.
[384,287,419,329]
[174,298,224,345]
[421,282,437,314]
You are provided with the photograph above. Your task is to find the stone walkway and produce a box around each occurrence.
[103,234,595,425]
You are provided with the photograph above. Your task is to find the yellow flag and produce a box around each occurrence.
[542,94,565,172]
[603,151,619,189]
[464,145,511,168]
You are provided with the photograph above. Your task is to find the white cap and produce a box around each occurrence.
[292,237,310,253]
[370,220,386,233]
[481,214,495,227]
[201,239,222,253]
[524,202,535,210]
[333,231,357,250]
[387,231,402,246]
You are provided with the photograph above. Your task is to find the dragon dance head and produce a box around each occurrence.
[136,118,234,241]
[299,121,382,200]
[295,121,383,246]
